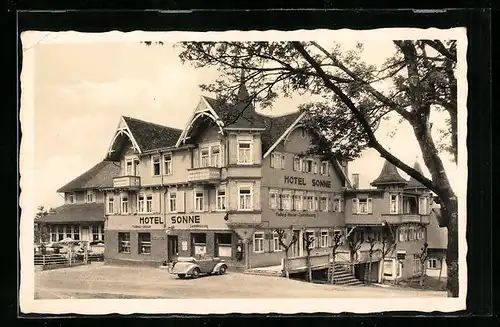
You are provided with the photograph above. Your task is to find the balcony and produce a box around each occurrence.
[401,214,430,224]
[187,167,222,183]
[346,213,431,225]
[113,176,141,189]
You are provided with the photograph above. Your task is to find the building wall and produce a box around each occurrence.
[104,230,168,264]
[64,190,105,205]
[426,248,448,278]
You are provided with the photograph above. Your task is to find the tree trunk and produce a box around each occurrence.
[284,250,290,279]
[444,199,459,297]
[368,256,372,285]
[306,250,312,282]
[438,257,443,282]
[330,251,336,284]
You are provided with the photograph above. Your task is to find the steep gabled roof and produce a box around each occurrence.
[427,206,447,249]
[406,161,428,190]
[122,116,182,152]
[57,160,121,193]
[371,159,408,187]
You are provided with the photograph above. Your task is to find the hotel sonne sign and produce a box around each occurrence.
[106,215,166,230]
[284,176,332,188]
[107,214,231,230]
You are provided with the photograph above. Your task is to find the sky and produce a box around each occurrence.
[21,31,461,209]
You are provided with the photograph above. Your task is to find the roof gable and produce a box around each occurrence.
[406,161,428,189]
[57,161,121,193]
[122,116,182,152]
[371,159,408,187]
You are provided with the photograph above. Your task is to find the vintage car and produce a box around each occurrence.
[170,256,228,279]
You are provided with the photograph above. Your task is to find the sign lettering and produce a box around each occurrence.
[171,215,201,224]
[276,211,316,218]
[284,176,332,188]
[139,216,165,225]
[312,179,331,188]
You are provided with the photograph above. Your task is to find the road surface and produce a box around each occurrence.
[35,263,447,299]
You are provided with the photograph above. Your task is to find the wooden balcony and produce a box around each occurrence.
[346,213,431,225]
[113,176,141,189]
[401,214,430,224]
[187,167,222,183]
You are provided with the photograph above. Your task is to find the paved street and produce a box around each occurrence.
[35,263,447,299]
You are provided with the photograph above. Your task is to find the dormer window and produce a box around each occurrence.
[68,193,75,204]
[270,152,285,169]
[152,155,161,176]
[163,153,172,175]
[237,140,252,165]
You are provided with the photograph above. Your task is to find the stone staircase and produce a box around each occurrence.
[326,263,363,286]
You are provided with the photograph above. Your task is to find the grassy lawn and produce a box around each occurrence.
[396,276,447,291]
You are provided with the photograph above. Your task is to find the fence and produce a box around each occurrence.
[34,244,104,270]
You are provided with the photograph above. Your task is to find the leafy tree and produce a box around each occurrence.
[275,228,298,279]
[177,40,459,296]
[34,206,50,243]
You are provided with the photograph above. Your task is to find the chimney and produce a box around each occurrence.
[352,173,359,189]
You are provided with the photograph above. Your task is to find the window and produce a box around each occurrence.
[313,162,318,174]
[320,161,329,175]
[272,233,283,252]
[383,259,393,277]
[118,232,131,253]
[57,226,64,241]
[428,258,438,269]
[332,197,342,212]
[72,225,80,241]
[126,159,133,175]
[293,156,301,171]
[201,147,210,167]
[163,153,172,175]
[354,198,372,214]
[121,194,129,214]
[68,193,75,204]
[65,226,72,239]
[313,196,319,211]
[238,185,252,210]
[92,225,100,241]
[211,146,220,167]
[270,152,285,169]
[237,141,252,164]
[293,193,303,211]
[320,231,329,248]
[253,232,264,253]
[86,190,95,203]
[137,195,145,213]
[152,155,161,176]
[216,187,226,211]
[399,227,406,242]
[320,195,328,212]
[282,192,292,210]
[305,231,315,250]
[305,194,314,211]
[138,233,151,254]
[303,159,313,173]
[146,195,153,213]
[419,197,428,215]
[269,190,279,209]
[107,196,114,214]
[134,159,140,176]
[195,190,204,211]
[169,192,177,212]
[390,194,399,214]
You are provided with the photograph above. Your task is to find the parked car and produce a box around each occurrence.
[170,256,228,279]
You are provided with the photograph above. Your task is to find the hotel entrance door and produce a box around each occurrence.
[167,235,178,262]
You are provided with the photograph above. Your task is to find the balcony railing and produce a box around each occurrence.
[113,176,141,189]
[401,214,430,224]
[187,167,222,183]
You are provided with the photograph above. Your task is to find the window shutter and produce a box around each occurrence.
[315,231,321,248]
[281,154,285,169]
[203,189,209,211]
[352,198,358,214]
[367,198,373,214]
[177,191,185,213]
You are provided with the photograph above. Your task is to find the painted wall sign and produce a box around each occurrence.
[165,213,233,230]
[107,215,167,230]
[276,211,316,218]
[284,176,332,188]
[181,241,188,251]
[171,215,201,224]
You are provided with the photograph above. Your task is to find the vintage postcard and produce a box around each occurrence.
[19,28,468,314]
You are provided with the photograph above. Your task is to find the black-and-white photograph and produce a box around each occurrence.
[19,28,468,314]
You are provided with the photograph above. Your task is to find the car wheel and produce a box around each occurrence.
[219,265,227,275]
[191,268,201,279]
[177,274,186,279]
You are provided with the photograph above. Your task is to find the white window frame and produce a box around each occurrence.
[272,232,283,252]
[86,190,95,203]
[125,158,134,176]
[138,232,152,255]
[320,194,329,212]
[163,153,173,175]
[390,194,400,214]
[68,193,75,204]
[137,194,145,213]
[293,156,302,171]
[281,191,292,210]
[168,191,177,213]
[305,230,315,250]
[194,189,204,212]
[216,186,226,211]
[333,197,342,212]
[119,232,131,254]
[211,145,221,167]
[238,184,253,211]
[151,155,161,176]
[146,195,153,213]
[320,161,329,175]
[355,197,372,214]
[200,147,210,168]
[305,194,314,211]
[121,194,129,214]
[399,227,405,242]
[419,197,428,215]
[303,159,314,173]
[253,232,264,253]
[107,196,114,214]
[320,230,329,248]
[237,139,253,165]
[293,192,303,211]
[270,152,285,169]
[313,161,318,174]
[269,189,279,209]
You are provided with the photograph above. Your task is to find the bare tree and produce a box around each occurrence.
[366,231,377,285]
[275,228,298,279]
[346,231,363,276]
[380,223,397,283]
[302,231,315,282]
[329,230,343,284]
